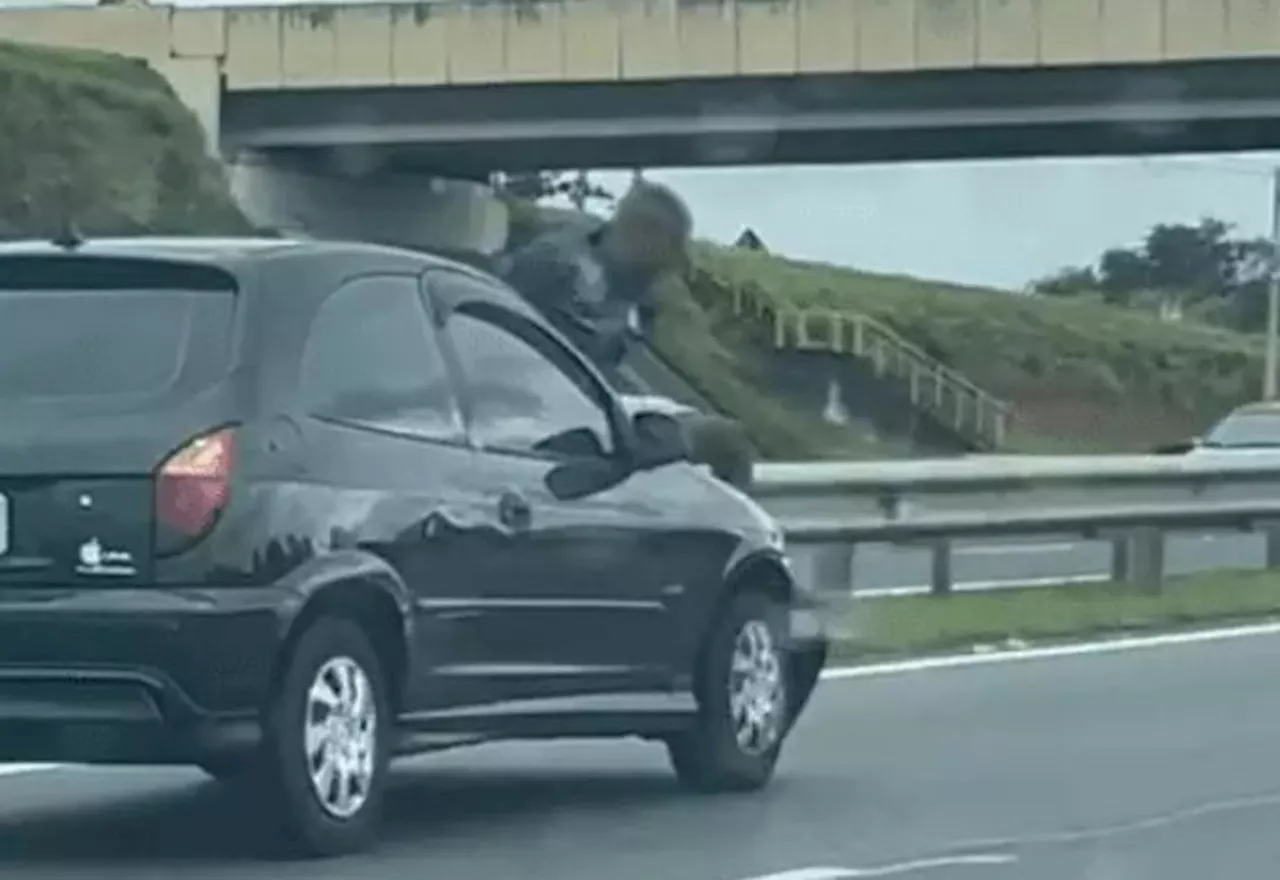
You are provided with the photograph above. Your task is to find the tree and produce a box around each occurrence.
[1032,265,1097,297]
[1029,215,1279,331]
[1097,247,1150,305]
[1141,217,1234,299]
[557,170,615,212]
[494,170,615,211]
[496,172,558,200]
[1216,236,1276,332]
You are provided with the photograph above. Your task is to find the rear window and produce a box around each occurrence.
[0,289,235,400]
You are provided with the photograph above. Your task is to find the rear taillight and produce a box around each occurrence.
[155,427,236,554]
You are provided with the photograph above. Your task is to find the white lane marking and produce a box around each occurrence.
[0,763,59,777]
[735,868,853,880]
[955,542,1078,557]
[857,573,1107,599]
[820,619,1280,681]
[736,854,1016,880]
[939,788,1280,853]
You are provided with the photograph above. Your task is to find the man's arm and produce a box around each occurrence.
[498,238,579,316]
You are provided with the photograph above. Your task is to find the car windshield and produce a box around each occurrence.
[1204,413,1280,448]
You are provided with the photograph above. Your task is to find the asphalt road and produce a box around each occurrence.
[3,628,1280,878]
[850,531,1265,595]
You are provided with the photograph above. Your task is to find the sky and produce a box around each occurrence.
[583,153,1280,292]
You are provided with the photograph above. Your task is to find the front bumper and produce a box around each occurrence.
[0,586,289,764]
[784,583,831,728]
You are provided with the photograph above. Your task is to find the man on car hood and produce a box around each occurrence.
[495,181,693,384]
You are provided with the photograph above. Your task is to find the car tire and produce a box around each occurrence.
[253,617,391,858]
[666,591,790,793]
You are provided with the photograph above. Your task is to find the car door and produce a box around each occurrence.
[426,270,676,707]
[290,273,498,713]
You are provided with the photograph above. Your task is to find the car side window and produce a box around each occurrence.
[299,275,463,443]
[444,303,616,459]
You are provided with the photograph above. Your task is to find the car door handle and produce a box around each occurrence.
[496,489,532,531]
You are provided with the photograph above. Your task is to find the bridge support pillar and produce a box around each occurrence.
[227,153,509,254]
[150,57,222,155]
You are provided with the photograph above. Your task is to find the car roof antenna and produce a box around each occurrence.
[51,219,84,251]
[50,179,84,251]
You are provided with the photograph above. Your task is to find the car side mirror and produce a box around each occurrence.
[534,426,607,460]
[1151,436,1201,455]
[545,456,624,501]
[544,411,690,501]
[631,411,690,470]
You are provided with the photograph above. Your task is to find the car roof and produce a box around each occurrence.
[1229,400,1280,417]
[0,235,457,271]
[0,235,527,311]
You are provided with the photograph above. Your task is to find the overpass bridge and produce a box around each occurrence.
[8,0,1280,251]
[8,0,1280,451]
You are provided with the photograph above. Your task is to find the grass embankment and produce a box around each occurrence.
[648,273,905,460]
[688,244,1263,454]
[0,41,249,238]
[831,570,1280,662]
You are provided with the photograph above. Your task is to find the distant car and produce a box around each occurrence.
[0,236,827,857]
[1154,401,1280,454]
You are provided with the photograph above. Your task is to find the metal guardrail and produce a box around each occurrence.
[751,453,1280,595]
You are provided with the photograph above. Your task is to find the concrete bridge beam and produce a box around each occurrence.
[227,153,509,255]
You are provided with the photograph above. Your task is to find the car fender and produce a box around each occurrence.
[271,547,415,654]
[721,545,828,729]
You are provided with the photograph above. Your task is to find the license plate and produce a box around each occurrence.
[0,493,8,556]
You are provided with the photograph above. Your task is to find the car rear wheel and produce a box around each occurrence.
[254,617,390,857]
[666,591,790,792]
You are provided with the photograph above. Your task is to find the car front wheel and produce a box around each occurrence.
[667,591,790,792]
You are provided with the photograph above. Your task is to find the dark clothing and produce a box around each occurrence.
[494,222,658,376]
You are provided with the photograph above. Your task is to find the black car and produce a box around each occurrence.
[0,237,828,856]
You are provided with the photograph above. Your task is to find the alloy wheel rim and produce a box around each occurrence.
[304,655,378,819]
[727,618,787,756]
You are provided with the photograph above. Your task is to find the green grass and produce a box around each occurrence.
[691,243,1264,452]
[0,40,251,240]
[831,569,1280,661]
[649,274,907,461]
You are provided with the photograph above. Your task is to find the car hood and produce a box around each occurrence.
[687,460,784,548]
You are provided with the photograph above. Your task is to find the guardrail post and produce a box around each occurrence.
[1266,527,1280,569]
[1109,536,1131,582]
[809,543,855,596]
[1130,527,1165,593]
[929,540,953,596]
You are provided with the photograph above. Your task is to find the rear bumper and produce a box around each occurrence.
[0,586,290,763]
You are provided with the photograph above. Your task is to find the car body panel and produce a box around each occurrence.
[0,236,826,765]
